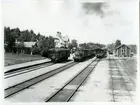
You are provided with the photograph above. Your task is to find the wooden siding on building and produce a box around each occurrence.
[115,44,131,57]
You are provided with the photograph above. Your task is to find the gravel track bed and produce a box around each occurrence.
[5,57,96,102]
[5,61,73,89]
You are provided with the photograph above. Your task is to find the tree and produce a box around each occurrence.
[71,39,78,48]
[13,28,20,40]
[86,42,94,49]
[31,45,41,55]
[35,35,55,55]
[68,39,78,52]
[30,30,37,41]
[115,39,121,48]
[4,27,16,53]
[17,42,25,54]
[31,34,37,41]
[95,43,106,48]
[68,43,73,50]
[18,30,32,42]
[4,27,11,44]
[4,26,56,55]
[128,44,137,54]
[79,42,106,49]
[47,36,55,49]
[36,33,41,40]
[79,43,86,49]
[107,43,115,52]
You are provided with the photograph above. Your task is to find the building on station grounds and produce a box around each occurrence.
[115,44,131,57]
[23,42,36,48]
[16,40,36,55]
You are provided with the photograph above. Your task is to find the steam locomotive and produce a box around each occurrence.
[73,49,95,62]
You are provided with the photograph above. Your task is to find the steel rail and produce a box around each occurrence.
[5,62,54,79]
[108,58,115,102]
[45,58,99,102]
[116,60,135,86]
[5,60,51,74]
[5,61,78,98]
[66,59,99,102]
[113,59,133,102]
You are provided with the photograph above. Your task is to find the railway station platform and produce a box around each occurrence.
[5,54,74,72]
[5,59,50,72]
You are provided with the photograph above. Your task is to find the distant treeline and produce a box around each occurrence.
[4,27,106,55]
[4,27,55,55]
[107,40,137,54]
[128,45,137,54]
[79,42,105,49]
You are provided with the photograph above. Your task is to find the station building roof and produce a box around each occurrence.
[16,41,36,48]
[115,44,130,50]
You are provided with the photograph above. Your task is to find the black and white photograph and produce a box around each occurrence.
[1,0,139,103]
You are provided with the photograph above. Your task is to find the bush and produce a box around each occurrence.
[16,42,25,54]
[31,46,40,55]
[24,47,31,54]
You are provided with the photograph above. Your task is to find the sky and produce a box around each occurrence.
[1,0,138,45]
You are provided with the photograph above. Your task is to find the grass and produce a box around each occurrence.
[4,53,46,66]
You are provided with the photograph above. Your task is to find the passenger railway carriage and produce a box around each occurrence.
[47,48,70,62]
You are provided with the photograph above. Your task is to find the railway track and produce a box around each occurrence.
[114,59,133,101]
[4,61,54,79]
[109,57,134,102]
[109,58,115,102]
[5,61,78,98]
[45,58,100,102]
[116,60,135,86]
